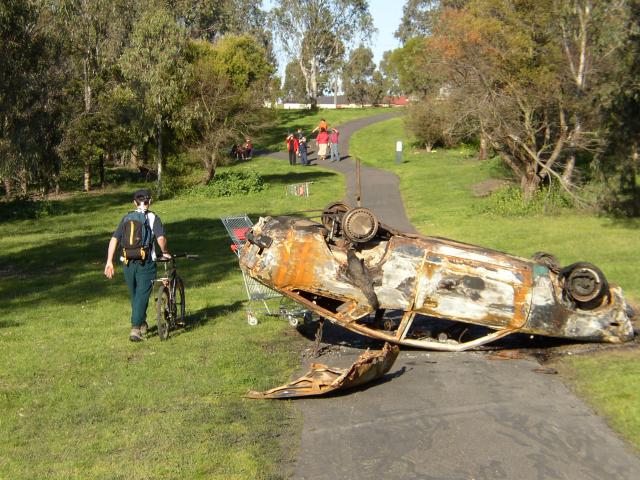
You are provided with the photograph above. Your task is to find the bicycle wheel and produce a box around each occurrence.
[156,284,171,341]
[173,276,186,327]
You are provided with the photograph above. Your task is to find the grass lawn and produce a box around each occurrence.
[350,116,640,450]
[0,158,343,479]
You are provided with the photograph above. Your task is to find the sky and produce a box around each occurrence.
[368,0,404,65]
[263,0,405,76]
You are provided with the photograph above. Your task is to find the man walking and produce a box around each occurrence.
[104,189,170,341]
[329,128,340,162]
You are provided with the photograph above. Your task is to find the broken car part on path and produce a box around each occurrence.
[246,343,400,398]
[238,202,634,352]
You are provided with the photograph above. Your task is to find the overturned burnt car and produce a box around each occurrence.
[238,203,634,351]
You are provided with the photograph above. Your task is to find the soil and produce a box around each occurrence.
[470,178,511,197]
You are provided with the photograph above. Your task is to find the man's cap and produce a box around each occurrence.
[133,189,152,201]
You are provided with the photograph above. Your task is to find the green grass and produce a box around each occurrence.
[0,158,343,479]
[350,116,640,450]
[555,350,640,451]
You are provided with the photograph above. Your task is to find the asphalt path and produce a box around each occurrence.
[266,112,640,479]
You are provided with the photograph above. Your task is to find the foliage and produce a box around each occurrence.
[0,0,65,196]
[270,0,374,105]
[405,95,469,150]
[394,0,440,43]
[181,170,265,197]
[478,185,573,216]
[119,6,191,198]
[394,0,636,205]
[384,37,445,96]
[185,35,274,183]
[342,46,383,105]
[282,60,309,102]
[0,196,59,221]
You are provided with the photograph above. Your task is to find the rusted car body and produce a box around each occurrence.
[246,343,399,399]
[238,206,634,351]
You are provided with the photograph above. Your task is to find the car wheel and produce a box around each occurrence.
[561,262,609,310]
[342,207,379,243]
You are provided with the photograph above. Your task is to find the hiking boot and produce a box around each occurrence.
[129,327,144,342]
[139,321,148,335]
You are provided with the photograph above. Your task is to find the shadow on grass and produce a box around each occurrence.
[143,301,246,340]
[260,170,335,187]
[0,217,254,312]
[0,191,135,221]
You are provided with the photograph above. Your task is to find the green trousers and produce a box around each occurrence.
[123,260,157,327]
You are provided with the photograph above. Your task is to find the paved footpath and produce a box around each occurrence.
[267,113,640,479]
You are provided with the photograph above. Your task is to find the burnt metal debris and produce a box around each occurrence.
[246,343,400,399]
[238,203,635,352]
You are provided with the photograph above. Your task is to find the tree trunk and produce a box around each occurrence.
[19,168,28,195]
[562,155,575,185]
[521,173,540,202]
[156,123,163,199]
[130,145,138,169]
[479,134,488,161]
[204,152,217,184]
[99,156,106,188]
[425,143,433,153]
[3,177,12,199]
[83,164,91,191]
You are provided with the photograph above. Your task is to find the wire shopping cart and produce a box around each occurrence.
[285,182,313,197]
[220,214,309,326]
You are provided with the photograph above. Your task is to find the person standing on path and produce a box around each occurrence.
[312,118,328,134]
[286,133,299,166]
[316,128,329,161]
[104,189,171,342]
[299,136,309,166]
[329,127,340,162]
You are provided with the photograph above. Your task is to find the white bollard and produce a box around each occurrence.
[396,141,403,164]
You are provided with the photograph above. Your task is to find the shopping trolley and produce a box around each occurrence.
[285,182,313,197]
[220,214,309,326]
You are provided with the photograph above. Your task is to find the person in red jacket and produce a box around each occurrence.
[286,133,299,165]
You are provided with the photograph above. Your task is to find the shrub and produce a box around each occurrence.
[181,170,265,198]
[0,197,59,221]
[479,184,573,216]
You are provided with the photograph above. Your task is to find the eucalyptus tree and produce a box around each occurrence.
[0,0,64,197]
[405,0,634,203]
[51,0,136,191]
[185,35,273,183]
[342,46,376,106]
[270,0,374,107]
[119,7,191,198]
[282,61,308,102]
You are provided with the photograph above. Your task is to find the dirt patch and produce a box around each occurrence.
[470,178,511,197]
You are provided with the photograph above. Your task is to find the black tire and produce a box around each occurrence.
[156,284,170,341]
[321,202,351,232]
[173,276,186,327]
[561,262,609,310]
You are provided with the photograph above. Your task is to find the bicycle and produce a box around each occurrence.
[155,253,199,340]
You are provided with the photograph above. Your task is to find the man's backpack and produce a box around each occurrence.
[121,211,153,263]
